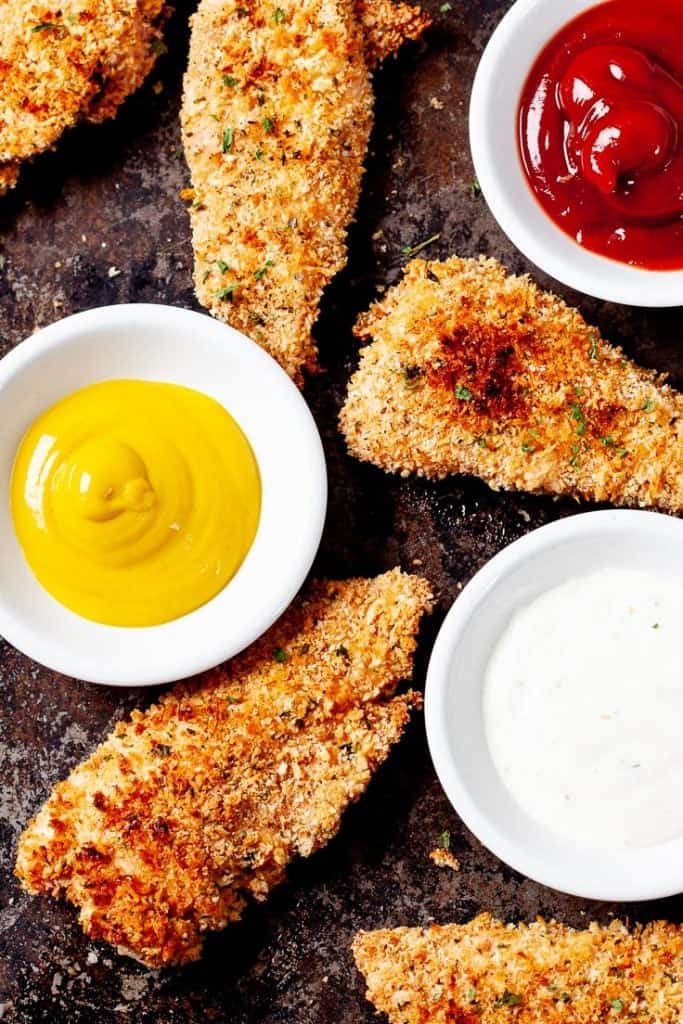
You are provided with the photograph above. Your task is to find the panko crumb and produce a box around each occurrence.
[429,848,460,872]
[341,255,683,512]
[16,570,433,968]
[354,913,683,1022]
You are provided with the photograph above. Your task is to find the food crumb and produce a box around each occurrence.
[108,266,122,278]
[430,848,460,872]
[429,96,444,110]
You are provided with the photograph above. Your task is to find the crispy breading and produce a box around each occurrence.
[340,256,683,512]
[356,0,431,66]
[353,914,683,1022]
[181,0,429,384]
[16,570,432,968]
[0,0,168,194]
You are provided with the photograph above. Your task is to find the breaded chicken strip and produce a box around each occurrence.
[16,570,432,968]
[181,0,429,383]
[354,914,683,1022]
[341,256,683,512]
[0,0,168,194]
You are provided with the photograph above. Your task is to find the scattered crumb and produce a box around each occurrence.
[429,96,444,110]
[107,266,122,278]
[429,848,460,872]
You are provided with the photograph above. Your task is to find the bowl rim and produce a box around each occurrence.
[469,0,683,307]
[425,509,683,902]
[0,303,327,686]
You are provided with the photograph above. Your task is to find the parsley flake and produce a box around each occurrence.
[32,20,61,31]
[611,999,624,1013]
[254,259,274,280]
[222,127,234,153]
[642,399,655,411]
[262,115,275,133]
[495,991,523,1007]
[217,259,230,273]
[215,284,238,301]
[222,74,239,87]
[438,830,451,850]
[273,6,286,22]
[400,232,441,258]
[471,177,481,197]
[455,385,473,401]
[588,331,600,359]
[273,647,288,663]
[440,1,452,10]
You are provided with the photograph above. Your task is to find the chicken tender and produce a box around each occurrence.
[353,913,683,1023]
[181,0,429,384]
[0,0,168,194]
[341,256,683,512]
[16,570,432,968]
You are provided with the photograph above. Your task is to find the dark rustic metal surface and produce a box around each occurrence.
[2,1,682,1020]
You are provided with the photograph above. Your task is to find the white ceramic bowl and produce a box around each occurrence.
[0,305,327,686]
[469,0,683,307]
[426,510,683,901]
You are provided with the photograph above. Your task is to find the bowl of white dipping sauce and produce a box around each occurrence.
[425,509,683,901]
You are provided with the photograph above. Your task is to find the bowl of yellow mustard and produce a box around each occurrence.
[0,304,327,685]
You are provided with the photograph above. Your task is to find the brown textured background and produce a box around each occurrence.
[2,1,682,1020]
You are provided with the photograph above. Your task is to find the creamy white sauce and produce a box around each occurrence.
[483,569,683,850]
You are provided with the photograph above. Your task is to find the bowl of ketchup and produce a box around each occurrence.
[470,0,683,306]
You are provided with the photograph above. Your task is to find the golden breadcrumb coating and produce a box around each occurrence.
[341,255,683,512]
[0,0,168,194]
[181,0,429,384]
[429,848,460,872]
[16,570,432,968]
[354,914,683,1023]
[356,0,430,66]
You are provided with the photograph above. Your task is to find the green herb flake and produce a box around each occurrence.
[588,331,600,360]
[255,148,265,160]
[151,38,168,55]
[154,743,172,757]
[222,74,239,87]
[611,999,624,1013]
[521,441,536,453]
[262,115,275,133]
[273,6,286,22]
[471,177,481,197]
[475,436,488,449]
[32,21,61,31]
[466,987,476,1002]
[250,311,266,326]
[438,830,451,850]
[222,127,234,153]
[273,647,288,663]
[215,284,238,301]
[440,1,452,10]
[495,991,523,1007]
[455,385,473,401]
[401,232,441,258]
[254,259,274,280]
[217,259,230,273]
[653,623,660,629]
[642,399,655,411]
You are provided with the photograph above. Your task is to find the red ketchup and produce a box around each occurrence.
[518,0,683,270]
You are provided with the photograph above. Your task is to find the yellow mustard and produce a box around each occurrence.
[11,380,261,626]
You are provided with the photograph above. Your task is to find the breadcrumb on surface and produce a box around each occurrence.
[16,570,432,969]
[340,255,683,512]
[429,848,460,872]
[0,0,168,193]
[181,0,429,384]
[353,913,683,1023]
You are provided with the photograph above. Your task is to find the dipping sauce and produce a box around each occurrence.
[11,380,260,626]
[518,0,683,269]
[484,569,683,850]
